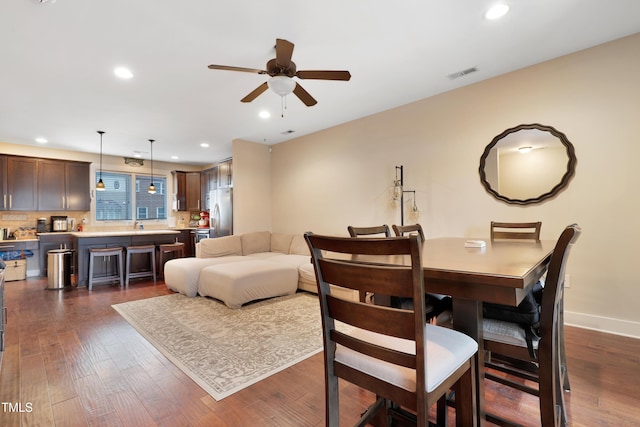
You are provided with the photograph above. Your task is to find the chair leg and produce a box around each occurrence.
[118,251,124,287]
[88,254,94,291]
[452,360,475,427]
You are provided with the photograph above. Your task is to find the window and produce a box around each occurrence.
[95,172,167,221]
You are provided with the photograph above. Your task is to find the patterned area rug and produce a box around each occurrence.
[112,292,324,400]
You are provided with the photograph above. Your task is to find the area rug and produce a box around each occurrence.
[112,292,325,400]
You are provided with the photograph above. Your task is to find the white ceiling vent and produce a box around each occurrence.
[447,67,478,80]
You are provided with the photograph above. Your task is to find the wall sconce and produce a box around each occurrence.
[392,165,420,225]
[392,165,403,201]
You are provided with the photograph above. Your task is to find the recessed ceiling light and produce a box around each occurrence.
[171,155,178,160]
[485,4,510,20]
[200,143,209,148]
[114,67,133,79]
[518,146,533,154]
[259,111,271,119]
[35,137,48,143]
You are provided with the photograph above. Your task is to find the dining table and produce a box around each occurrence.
[419,237,555,426]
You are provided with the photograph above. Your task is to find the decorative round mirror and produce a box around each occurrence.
[479,124,576,205]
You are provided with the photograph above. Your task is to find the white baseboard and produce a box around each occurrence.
[565,311,640,339]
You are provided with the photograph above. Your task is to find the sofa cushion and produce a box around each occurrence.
[164,256,248,297]
[289,234,310,256]
[198,234,242,258]
[241,231,271,255]
[198,260,298,308]
[271,233,294,254]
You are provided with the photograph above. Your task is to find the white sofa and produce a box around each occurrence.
[164,231,320,307]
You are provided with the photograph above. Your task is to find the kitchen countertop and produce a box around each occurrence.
[70,230,180,237]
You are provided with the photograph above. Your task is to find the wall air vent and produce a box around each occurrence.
[447,67,478,80]
[280,130,295,135]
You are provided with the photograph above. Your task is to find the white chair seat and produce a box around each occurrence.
[483,318,540,350]
[336,324,478,393]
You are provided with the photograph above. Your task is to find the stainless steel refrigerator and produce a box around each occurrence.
[209,188,233,237]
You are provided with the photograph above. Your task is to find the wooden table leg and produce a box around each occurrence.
[452,298,484,427]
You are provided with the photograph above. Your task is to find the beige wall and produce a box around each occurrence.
[232,139,271,234]
[269,33,640,338]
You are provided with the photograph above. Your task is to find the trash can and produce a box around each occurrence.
[47,249,72,289]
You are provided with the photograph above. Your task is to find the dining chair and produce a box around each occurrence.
[483,224,581,427]
[392,223,451,325]
[347,224,392,238]
[490,221,542,241]
[347,224,392,303]
[488,220,571,392]
[391,224,425,241]
[304,232,478,426]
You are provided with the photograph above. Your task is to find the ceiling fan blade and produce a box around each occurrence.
[241,82,269,103]
[293,83,317,106]
[275,39,294,68]
[208,64,267,74]
[296,70,351,81]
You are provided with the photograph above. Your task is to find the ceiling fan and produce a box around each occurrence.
[207,38,351,107]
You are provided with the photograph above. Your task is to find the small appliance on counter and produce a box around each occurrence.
[37,218,47,233]
[198,211,210,228]
[51,216,68,232]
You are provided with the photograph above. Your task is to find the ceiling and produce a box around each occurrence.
[1,1,639,166]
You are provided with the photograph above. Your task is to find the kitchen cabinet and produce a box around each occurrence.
[1,260,5,354]
[0,156,6,210]
[75,232,178,287]
[201,168,216,210]
[173,171,202,211]
[217,159,233,188]
[175,229,194,257]
[5,156,38,211]
[38,159,91,211]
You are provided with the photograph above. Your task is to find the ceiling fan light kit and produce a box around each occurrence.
[267,76,295,96]
[208,38,351,108]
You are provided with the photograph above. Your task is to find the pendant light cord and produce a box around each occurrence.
[97,130,105,182]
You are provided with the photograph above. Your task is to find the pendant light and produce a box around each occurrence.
[148,139,156,194]
[96,130,106,191]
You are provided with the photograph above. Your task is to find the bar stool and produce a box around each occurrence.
[88,247,124,290]
[125,245,156,286]
[157,242,185,279]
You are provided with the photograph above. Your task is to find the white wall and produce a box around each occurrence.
[269,34,640,338]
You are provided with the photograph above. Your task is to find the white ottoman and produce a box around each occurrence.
[198,260,298,308]
[164,256,248,297]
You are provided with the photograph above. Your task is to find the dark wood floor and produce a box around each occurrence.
[1,277,639,426]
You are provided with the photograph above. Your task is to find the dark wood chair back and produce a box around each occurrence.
[491,221,542,241]
[392,223,426,241]
[305,232,476,426]
[484,224,580,427]
[347,224,391,237]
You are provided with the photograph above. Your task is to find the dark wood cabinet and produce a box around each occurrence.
[186,172,201,211]
[217,159,233,188]
[201,168,216,210]
[38,159,90,211]
[65,161,91,211]
[173,171,201,211]
[0,156,6,210]
[6,156,38,211]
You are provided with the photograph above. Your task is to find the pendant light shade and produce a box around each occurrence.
[148,139,156,194]
[96,130,106,191]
